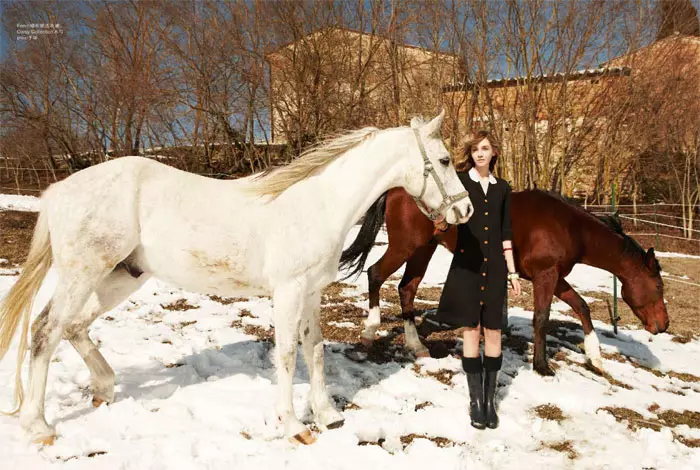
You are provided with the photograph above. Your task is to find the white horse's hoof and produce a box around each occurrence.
[33,433,57,446]
[588,357,604,374]
[289,429,316,445]
[283,417,312,443]
[92,386,115,407]
[317,407,345,430]
[21,417,56,446]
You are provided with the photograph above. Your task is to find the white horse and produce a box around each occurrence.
[0,111,473,445]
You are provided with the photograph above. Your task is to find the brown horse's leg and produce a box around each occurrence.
[555,278,603,371]
[554,279,593,333]
[362,252,411,345]
[532,268,559,376]
[398,243,437,357]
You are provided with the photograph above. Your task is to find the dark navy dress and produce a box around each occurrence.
[434,170,513,330]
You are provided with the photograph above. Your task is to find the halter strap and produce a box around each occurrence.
[411,128,469,221]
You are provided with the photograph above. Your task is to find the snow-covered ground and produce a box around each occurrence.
[1,195,699,469]
[0,194,41,212]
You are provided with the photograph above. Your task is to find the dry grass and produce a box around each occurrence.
[673,434,700,448]
[425,369,458,385]
[229,319,274,342]
[415,401,433,411]
[322,282,360,303]
[415,287,443,302]
[599,406,663,432]
[208,295,247,305]
[400,434,454,448]
[656,410,700,428]
[161,299,199,311]
[319,303,366,343]
[542,440,578,460]
[599,405,700,449]
[533,404,566,423]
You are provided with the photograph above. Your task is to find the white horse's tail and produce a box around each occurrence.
[0,209,52,415]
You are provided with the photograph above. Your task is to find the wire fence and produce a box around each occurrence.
[2,160,699,254]
[595,205,699,256]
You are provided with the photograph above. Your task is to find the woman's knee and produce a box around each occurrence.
[483,327,502,343]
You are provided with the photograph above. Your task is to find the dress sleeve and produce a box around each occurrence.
[501,182,513,241]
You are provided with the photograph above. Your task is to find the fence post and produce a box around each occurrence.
[612,183,619,334]
[654,204,659,249]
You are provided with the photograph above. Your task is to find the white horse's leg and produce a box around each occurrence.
[20,276,97,444]
[64,267,150,406]
[272,282,312,443]
[299,292,344,431]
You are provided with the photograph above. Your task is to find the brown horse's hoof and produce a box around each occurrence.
[360,337,374,348]
[92,397,106,408]
[534,361,556,377]
[34,435,56,446]
[290,429,316,445]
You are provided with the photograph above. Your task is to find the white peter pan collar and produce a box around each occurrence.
[468,167,497,184]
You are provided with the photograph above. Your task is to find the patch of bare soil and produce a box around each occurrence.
[533,404,566,423]
[229,319,274,342]
[412,364,458,385]
[400,434,454,448]
[540,440,578,460]
[598,406,700,447]
[319,303,365,343]
[415,287,443,302]
[599,406,664,432]
[0,210,36,266]
[160,299,199,311]
[208,295,247,304]
[322,282,361,303]
[415,401,433,411]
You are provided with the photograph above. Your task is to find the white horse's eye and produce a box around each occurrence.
[439,157,450,166]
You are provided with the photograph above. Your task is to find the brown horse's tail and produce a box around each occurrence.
[0,209,52,415]
[339,191,387,280]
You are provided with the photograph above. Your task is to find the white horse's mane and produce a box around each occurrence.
[247,127,378,199]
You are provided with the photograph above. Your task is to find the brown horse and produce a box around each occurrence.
[340,188,669,375]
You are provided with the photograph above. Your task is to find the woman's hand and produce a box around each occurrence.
[509,277,522,296]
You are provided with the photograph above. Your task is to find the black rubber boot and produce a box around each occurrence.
[462,356,486,430]
[483,354,503,429]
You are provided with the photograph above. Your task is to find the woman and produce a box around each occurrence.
[433,130,521,430]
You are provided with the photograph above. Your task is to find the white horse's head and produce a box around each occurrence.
[404,110,473,225]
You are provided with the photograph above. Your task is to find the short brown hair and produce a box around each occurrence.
[456,130,501,172]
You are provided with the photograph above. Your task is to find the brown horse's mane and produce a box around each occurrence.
[543,190,661,272]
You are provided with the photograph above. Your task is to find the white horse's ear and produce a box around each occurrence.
[410,116,424,128]
[424,109,445,136]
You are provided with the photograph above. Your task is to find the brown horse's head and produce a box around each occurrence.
[620,247,669,334]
